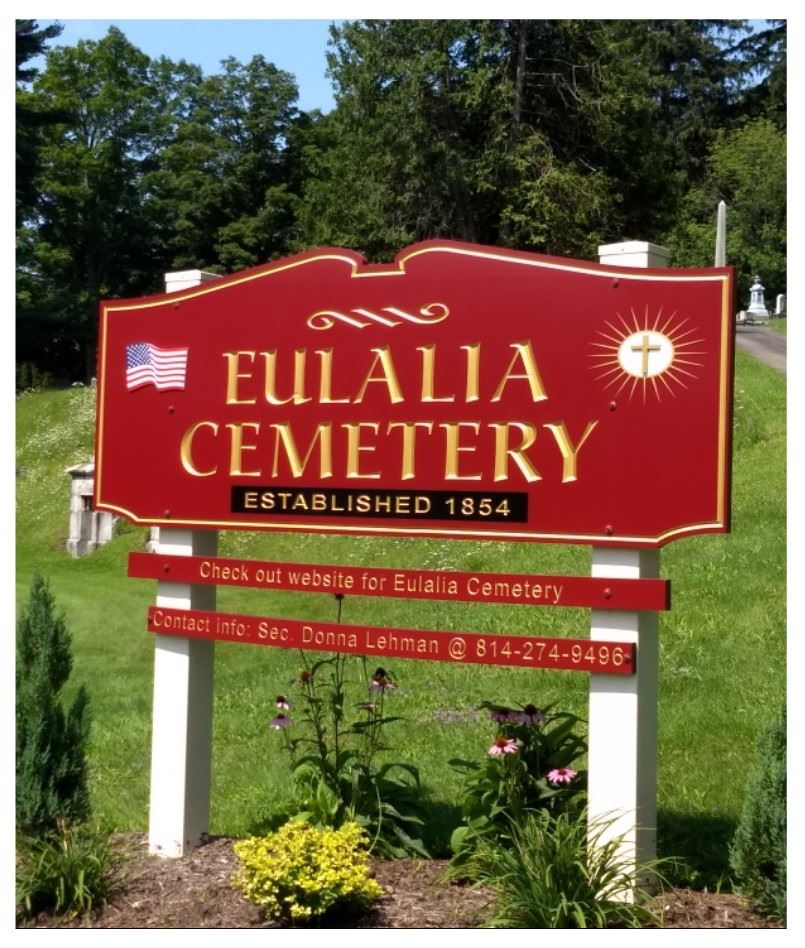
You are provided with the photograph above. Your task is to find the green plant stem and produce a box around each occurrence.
[299,652,333,786]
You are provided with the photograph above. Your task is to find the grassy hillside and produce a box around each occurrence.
[15,350,785,883]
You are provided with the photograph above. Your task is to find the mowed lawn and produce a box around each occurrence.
[15,348,785,884]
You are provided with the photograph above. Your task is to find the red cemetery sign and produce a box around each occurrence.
[146,605,636,674]
[128,551,670,610]
[95,240,733,546]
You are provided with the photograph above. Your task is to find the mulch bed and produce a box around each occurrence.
[19,833,783,930]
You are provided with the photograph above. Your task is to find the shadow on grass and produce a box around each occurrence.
[658,809,738,891]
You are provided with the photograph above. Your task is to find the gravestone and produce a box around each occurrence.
[746,276,770,323]
[66,461,115,556]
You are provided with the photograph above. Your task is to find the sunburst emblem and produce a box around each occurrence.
[590,307,706,402]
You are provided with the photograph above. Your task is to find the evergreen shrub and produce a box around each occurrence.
[729,707,786,922]
[16,572,92,834]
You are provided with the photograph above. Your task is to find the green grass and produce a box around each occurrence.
[15,350,785,884]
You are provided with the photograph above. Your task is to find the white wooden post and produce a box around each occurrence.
[148,269,220,857]
[588,549,659,886]
[588,241,668,892]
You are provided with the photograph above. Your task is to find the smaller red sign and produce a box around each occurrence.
[129,553,669,611]
[147,605,636,674]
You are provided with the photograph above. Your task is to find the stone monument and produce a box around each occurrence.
[66,461,115,556]
[746,276,770,324]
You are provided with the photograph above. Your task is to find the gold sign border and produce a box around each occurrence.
[95,243,733,548]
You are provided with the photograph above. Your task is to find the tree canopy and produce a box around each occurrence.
[16,18,786,381]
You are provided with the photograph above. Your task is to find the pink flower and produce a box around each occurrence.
[488,736,520,756]
[547,767,577,784]
[275,695,292,710]
[270,713,292,730]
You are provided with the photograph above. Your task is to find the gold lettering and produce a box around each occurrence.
[224,352,257,405]
[271,423,333,478]
[354,347,404,404]
[316,348,350,404]
[440,422,482,480]
[180,421,219,477]
[226,422,261,476]
[261,350,310,405]
[462,343,481,402]
[490,422,541,482]
[417,345,454,402]
[543,420,598,482]
[492,341,548,402]
[387,421,433,480]
[343,422,382,478]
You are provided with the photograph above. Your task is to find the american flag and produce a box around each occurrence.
[125,342,189,391]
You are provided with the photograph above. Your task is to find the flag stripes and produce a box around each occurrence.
[125,343,188,391]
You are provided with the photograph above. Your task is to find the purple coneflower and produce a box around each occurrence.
[275,695,292,710]
[517,704,546,726]
[270,713,292,730]
[370,667,396,691]
[547,767,577,784]
[488,736,519,757]
[489,708,510,723]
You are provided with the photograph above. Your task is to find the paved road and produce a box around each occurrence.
[734,325,786,374]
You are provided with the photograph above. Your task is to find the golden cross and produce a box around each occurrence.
[631,334,661,377]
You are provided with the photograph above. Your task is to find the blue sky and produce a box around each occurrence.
[28,11,780,116]
[32,18,342,114]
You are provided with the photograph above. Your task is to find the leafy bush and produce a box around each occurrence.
[16,822,119,921]
[461,809,664,929]
[449,700,586,863]
[16,362,52,393]
[270,653,428,857]
[729,707,786,922]
[16,573,92,834]
[232,820,383,923]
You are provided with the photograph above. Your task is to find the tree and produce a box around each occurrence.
[298,20,754,260]
[17,19,784,380]
[16,574,91,835]
[17,27,163,380]
[730,20,786,130]
[143,54,302,271]
[667,117,786,303]
[18,31,306,382]
[16,19,64,225]
[571,20,749,241]
[299,20,507,259]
